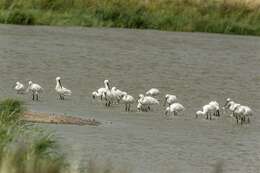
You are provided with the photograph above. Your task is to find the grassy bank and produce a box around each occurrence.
[0,0,260,36]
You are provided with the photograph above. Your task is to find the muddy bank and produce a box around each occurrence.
[23,111,100,126]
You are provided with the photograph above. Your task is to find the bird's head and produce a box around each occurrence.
[56,76,61,81]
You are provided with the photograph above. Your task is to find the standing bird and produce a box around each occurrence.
[14,81,25,94]
[92,87,107,100]
[122,93,135,112]
[92,91,102,99]
[165,103,185,118]
[233,105,252,124]
[146,88,160,96]
[223,98,241,117]
[209,101,220,117]
[164,94,177,106]
[103,80,115,107]
[196,104,215,120]
[55,77,72,100]
[137,94,159,112]
[27,81,43,101]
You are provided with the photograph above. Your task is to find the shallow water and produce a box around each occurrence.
[0,24,260,173]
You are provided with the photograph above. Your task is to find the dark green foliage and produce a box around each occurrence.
[0,0,260,36]
[5,10,35,24]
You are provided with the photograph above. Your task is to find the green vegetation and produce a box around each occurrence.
[0,0,260,36]
[0,98,130,173]
[0,99,66,173]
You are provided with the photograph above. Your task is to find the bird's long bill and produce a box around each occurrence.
[164,110,168,116]
[163,98,166,106]
[59,80,63,88]
[107,83,110,90]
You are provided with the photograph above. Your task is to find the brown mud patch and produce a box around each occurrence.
[23,111,100,126]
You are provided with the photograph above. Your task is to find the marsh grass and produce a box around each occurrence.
[0,99,66,173]
[0,99,131,173]
[0,0,260,35]
[0,99,25,124]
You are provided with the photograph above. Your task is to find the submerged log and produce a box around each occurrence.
[23,111,100,126]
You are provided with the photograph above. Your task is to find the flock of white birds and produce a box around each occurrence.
[14,78,252,125]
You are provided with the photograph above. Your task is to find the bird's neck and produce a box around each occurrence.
[56,81,61,89]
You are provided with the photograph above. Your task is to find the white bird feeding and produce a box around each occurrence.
[27,81,43,101]
[14,81,25,94]
[122,93,135,112]
[223,98,241,117]
[209,101,220,117]
[164,94,177,106]
[92,87,107,100]
[55,77,72,100]
[196,104,215,120]
[137,94,159,112]
[92,91,102,99]
[233,105,253,124]
[111,87,126,104]
[165,103,185,118]
[145,88,160,96]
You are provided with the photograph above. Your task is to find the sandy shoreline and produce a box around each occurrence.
[22,111,100,126]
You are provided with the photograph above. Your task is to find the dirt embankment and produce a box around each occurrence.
[23,111,100,126]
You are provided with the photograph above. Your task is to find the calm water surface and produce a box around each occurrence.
[0,24,260,173]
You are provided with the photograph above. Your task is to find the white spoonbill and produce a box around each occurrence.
[14,81,25,94]
[209,101,220,117]
[164,94,177,106]
[122,93,135,112]
[55,77,72,100]
[146,88,160,96]
[165,103,185,118]
[196,104,215,120]
[223,98,240,117]
[103,80,115,107]
[111,87,125,104]
[233,105,253,124]
[137,94,159,112]
[94,87,107,100]
[92,91,102,99]
[27,81,43,101]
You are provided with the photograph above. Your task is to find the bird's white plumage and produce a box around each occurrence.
[14,81,25,94]
[55,77,72,100]
[145,88,160,96]
[165,103,185,117]
[164,94,177,106]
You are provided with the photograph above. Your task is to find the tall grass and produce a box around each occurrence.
[0,99,131,173]
[0,0,259,35]
[0,99,67,173]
